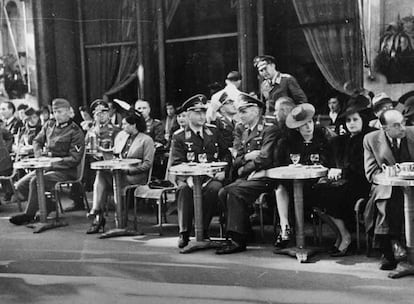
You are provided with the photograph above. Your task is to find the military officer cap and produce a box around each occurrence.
[218,92,235,107]
[52,98,71,110]
[253,55,276,69]
[237,92,265,110]
[176,105,185,115]
[24,107,40,117]
[182,94,208,112]
[91,99,109,114]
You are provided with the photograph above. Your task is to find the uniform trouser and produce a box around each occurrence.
[219,178,275,238]
[0,167,13,194]
[176,179,222,235]
[15,170,73,217]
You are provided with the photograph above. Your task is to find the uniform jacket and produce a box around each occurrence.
[260,72,307,115]
[233,117,277,178]
[113,130,155,185]
[5,116,23,136]
[33,119,85,176]
[146,118,166,147]
[170,124,230,183]
[0,127,13,172]
[363,127,414,232]
[214,114,236,150]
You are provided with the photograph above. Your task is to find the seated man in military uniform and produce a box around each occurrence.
[217,93,284,254]
[170,94,229,248]
[9,98,85,225]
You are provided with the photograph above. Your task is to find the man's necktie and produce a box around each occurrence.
[392,138,399,162]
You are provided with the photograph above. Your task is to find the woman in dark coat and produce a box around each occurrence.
[275,103,333,248]
[315,104,375,256]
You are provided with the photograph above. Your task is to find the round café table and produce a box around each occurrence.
[169,162,227,253]
[250,165,328,262]
[91,158,141,239]
[374,173,414,279]
[14,157,66,233]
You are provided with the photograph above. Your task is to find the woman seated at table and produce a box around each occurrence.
[275,103,334,246]
[86,110,155,234]
[313,103,376,256]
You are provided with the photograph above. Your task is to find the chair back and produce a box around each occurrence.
[75,148,87,182]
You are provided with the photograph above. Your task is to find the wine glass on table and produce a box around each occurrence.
[289,153,301,166]
[310,153,320,166]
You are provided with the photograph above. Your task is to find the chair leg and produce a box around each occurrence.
[355,210,360,252]
[54,189,60,222]
[162,192,168,223]
[81,184,90,212]
[157,198,163,235]
[259,203,265,242]
[57,185,64,214]
[133,196,138,231]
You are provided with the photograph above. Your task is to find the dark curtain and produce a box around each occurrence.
[83,0,137,101]
[292,0,362,94]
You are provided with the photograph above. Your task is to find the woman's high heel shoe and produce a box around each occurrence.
[86,216,106,234]
[330,239,352,257]
[86,209,100,219]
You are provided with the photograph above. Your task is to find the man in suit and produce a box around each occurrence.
[253,55,307,115]
[0,101,23,136]
[216,93,283,254]
[170,94,229,248]
[9,98,85,225]
[363,109,413,270]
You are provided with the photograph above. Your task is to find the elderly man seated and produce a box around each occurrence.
[363,109,414,270]
[85,110,154,234]
[9,99,85,225]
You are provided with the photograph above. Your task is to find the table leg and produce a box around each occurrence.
[36,168,47,223]
[389,186,414,278]
[180,176,222,253]
[274,180,318,262]
[99,169,137,239]
[28,168,68,233]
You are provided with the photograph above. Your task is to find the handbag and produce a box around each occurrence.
[148,178,175,189]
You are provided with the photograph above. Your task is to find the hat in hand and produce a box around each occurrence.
[285,103,315,129]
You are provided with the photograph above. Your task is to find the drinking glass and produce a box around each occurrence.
[290,153,300,166]
[198,153,207,163]
[187,151,195,163]
[310,153,320,165]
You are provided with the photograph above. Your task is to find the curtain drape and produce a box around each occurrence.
[292,0,362,94]
[83,0,137,101]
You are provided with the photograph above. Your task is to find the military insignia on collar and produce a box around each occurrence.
[258,124,263,132]
[185,131,191,139]
[205,128,212,136]
[59,122,69,128]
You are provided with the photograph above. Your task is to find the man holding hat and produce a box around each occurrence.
[253,55,307,115]
[170,94,230,248]
[207,71,242,123]
[211,92,238,150]
[369,92,398,129]
[216,93,283,254]
[9,98,85,225]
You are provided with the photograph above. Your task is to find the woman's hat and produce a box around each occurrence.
[339,102,369,118]
[285,103,315,129]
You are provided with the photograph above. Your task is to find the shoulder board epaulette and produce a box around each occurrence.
[265,122,274,126]
[280,73,292,78]
[154,119,161,123]
[205,123,217,128]
[173,128,184,135]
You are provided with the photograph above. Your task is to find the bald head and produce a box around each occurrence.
[380,109,406,139]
